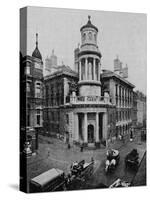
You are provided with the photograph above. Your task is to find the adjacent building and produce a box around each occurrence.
[20,33,43,153]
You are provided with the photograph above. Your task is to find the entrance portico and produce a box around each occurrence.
[73,110,107,147]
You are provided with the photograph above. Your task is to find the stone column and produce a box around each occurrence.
[102,112,108,140]
[85,57,88,80]
[83,113,88,144]
[98,61,101,81]
[95,113,100,147]
[93,58,96,80]
[79,59,81,81]
[74,113,79,142]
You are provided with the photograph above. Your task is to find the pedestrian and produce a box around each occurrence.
[130,128,133,142]
[47,147,50,157]
[68,143,71,149]
[80,142,84,152]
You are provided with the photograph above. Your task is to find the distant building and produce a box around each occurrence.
[132,91,138,127]
[45,49,58,76]
[136,91,146,127]
[114,56,128,78]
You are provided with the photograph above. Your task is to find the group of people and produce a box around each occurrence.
[118,128,134,143]
[67,142,84,152]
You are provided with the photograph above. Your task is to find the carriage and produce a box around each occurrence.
[125,149,139,170]
[105,149,120,173]
[66,159,94,190]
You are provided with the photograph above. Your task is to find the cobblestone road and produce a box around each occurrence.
[27,130,146,192]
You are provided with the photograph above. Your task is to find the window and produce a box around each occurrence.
[26,82,31,92]
[26,66,30,75]
[34,62,41,69]
[83,33,86,42]
[88,32,92,40]
[94,33,96,41]
[36,109,42,126]
[27,104,30,127]
[66,114,69,124]
[35,82,41,98]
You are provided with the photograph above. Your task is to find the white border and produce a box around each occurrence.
[0,0,149,200]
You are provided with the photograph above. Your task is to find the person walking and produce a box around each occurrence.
[47,147,50,157]
[80,142,84,152]
[68,143,71,149]
[130,128,133,142]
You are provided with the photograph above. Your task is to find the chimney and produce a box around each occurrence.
[122,64,128,78]
[114,55,122,75]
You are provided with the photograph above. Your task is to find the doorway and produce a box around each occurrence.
[88,124,94,143]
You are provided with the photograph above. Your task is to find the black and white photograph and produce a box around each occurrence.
[20,6,147,193]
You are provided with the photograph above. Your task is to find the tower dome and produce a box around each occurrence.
[80,15,98,32]
[32,33,42,60]
[78,16,102,97]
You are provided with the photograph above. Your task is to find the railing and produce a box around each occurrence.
[66,95,111,104]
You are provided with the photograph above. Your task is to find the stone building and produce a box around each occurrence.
[101,69,135,139]
[136,91,146,127]
[43,16,117,148]
[20,33,43,152]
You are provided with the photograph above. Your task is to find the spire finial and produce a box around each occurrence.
[88,15,91,20]
[36,33,38,47]
[52,49,54,55]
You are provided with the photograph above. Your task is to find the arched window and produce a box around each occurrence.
[36,109,42,126]
[26,62,31,75]
[26,81,31,92]
[83,33,86,42]
[35,82,42,98]
[88,32,92,40]
[27,104,30,127]
[94,33,96,42]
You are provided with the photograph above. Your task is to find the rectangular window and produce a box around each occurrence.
[66,114,69,124]
[26,66,30,75]
[26,82,30,92]
[35,82,41,98]
[36,110,41,126]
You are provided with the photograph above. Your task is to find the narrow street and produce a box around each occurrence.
[27,130,146,192]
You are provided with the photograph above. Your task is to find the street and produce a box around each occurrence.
[27,130,146,192]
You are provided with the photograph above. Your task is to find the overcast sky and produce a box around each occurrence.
[24,6,146,94]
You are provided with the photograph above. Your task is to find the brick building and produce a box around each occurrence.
[20,33,43,153]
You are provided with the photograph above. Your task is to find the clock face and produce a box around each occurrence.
[35,62,41,69]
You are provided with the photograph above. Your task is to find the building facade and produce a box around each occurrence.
[20,33,43,152]
[43,17,117,147]
[21,17,143,149]
[136,91,146,127]
[101,69,135,140]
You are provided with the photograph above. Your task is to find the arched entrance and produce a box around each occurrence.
[88,124,94,143]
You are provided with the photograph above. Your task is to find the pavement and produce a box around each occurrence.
[27,129,146,191]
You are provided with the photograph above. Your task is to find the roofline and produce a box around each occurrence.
[44,69,78,81]
[101,71,135,88]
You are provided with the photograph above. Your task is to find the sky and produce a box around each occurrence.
[23,6,147,94]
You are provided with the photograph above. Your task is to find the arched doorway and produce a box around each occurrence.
[88,124,94,143]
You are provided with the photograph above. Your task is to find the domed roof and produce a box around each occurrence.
[80,16,98,32]
[32,33,42,60]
